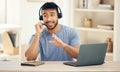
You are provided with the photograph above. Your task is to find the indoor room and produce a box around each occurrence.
[0,0,120,71]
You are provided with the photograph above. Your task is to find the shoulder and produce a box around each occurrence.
[61,25,76,32]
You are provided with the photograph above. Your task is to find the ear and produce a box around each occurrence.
[58,13,62,19]
[39,15,43,20]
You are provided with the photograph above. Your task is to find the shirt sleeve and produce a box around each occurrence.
[69,28,80,46]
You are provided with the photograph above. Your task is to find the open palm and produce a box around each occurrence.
[49,34,66,48]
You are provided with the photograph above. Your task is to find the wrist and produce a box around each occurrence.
[35,32,41,36]
[62,43,68,48]
[35,33,41,37]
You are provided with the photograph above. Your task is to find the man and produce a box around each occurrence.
[25,2,80,61]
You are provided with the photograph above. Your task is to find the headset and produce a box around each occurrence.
[39,2,62,20]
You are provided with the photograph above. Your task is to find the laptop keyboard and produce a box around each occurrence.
[64,61,76,66]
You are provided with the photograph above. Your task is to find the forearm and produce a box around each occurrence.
[25,33,41,61]
[62,44,80,59]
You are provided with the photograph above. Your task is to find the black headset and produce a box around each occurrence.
[39,2,62,20]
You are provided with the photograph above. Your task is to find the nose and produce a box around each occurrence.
[46,16,52,21]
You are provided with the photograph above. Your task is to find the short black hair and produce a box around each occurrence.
[41,2,59,14]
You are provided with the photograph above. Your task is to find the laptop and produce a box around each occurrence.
[63,43,107,67]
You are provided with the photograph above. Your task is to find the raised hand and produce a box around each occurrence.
[49,34,66,48]
[35,22,44,34]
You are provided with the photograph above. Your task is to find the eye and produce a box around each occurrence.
[50,13,55,17]
[43,14,47,18]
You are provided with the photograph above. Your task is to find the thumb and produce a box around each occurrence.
[49,41,55,44]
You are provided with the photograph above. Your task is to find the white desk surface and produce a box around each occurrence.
[0,55,120,71]
[0,60,120,72]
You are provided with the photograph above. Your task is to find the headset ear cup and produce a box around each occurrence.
[58,13,62,19]
[39,15,43,20]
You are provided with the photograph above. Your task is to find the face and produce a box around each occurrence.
[42,9,58,30]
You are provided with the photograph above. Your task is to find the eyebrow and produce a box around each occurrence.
[43,12,55,15]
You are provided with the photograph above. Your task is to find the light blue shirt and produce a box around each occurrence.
[29,25,80,61]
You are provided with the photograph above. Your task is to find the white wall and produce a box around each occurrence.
[7,0,20,25]
[0,0,6,23]
[114,0,120,61]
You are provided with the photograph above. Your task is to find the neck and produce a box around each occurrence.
[47,24,61,34]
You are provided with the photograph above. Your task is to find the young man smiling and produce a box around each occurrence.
[25,2,80,61]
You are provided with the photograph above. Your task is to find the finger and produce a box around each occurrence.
[52,34,62,44]
[35,22,41,28]
[35,24,39,31]
[49,41,55,44]
[35,24,41,31]
[49,41,57,45]
[49,41,59,46]
[35,22,44,33]
[38,24,43,29]
[52,34,58,40]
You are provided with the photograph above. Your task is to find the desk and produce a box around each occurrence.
[0,61,120,72]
